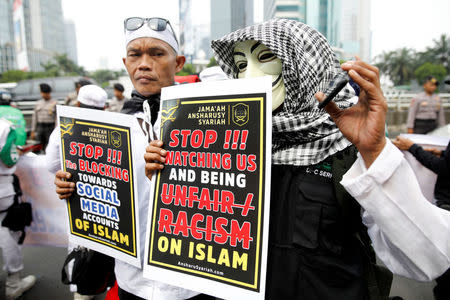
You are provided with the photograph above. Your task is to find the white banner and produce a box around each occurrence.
[13,0,29,71]
[15,154,68,247]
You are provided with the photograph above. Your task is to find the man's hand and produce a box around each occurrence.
[315,58,387,168]
[424,147,442,157]
[54,170,75,200]
[144,140,166,180]
[392,136,414,151]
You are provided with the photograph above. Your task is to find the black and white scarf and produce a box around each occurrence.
[121,90,160,125]
[211,18,355,166]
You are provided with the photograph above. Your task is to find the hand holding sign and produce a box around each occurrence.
[54,170,75,200]
[144,140,166,180]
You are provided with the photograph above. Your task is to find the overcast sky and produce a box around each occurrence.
[62,0,450,71]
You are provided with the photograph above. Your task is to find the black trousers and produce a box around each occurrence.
[413,119,437,134]
[118,286,215,300]
[36,122,55,150]
[434,268,450,300]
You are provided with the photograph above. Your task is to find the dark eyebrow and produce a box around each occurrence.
[250,42,261,53]
[126,47,140,53]
[233,51,245,57]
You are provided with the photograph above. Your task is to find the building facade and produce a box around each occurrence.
[274,0,306,22]
[64,20,78,65]
[263,0,371,61]
[0,0,17,72]
[211,0,253,40]
[11,0,67,72]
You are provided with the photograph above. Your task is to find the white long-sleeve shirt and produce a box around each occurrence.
[114,112,198,299]
[342,139,450,281]
[46,110,198,299]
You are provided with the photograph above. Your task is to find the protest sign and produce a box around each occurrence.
[144,77,272,300]
[57,106,140,267]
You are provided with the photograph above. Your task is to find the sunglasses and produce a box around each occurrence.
[124,17,179,45]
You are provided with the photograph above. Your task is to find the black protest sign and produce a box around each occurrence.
[148,93,267,291]
[60,117,137,258]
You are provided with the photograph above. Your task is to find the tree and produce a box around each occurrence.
[176,63,196,76]
[375,51,395,76]
[41,53,86,76]
[41,61,59,77]
[415,34,449,73]
[429,34,449,73]
[414,62,447,84]
[54,53,86,75]
[207,57,217,67]
[0,70,28,83]
[375,48,416,86]
[89,69,117,86]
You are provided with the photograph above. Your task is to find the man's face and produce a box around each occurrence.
[41,92,51,100]
[114,89,124,99]
[123,37,185,97]
[423,80,437,94]
[233,40,285,111]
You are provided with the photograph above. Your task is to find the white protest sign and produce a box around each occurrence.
[144,76,273,300]
[57,106,141,267]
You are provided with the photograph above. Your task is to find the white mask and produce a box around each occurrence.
[233,40,285,111]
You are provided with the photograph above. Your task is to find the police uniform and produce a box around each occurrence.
[406,92,445,134]
[107,96,128,113]
[31,98,57,149]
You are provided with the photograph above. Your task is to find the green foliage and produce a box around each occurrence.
[0,70,28,83]
[207,57,218,67]
[0,70,54,82]
[375,34,450,86]
[176,63,196,76]
[41,53,86,76]
[0,53,88,82]
[414,63,447,84]
[0,53,128,87]
[375,48,416,86]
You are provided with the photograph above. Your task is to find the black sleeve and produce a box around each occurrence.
[408,141,450,176]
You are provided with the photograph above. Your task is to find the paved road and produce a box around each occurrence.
[0,246,105,300]
[0,246,436,300]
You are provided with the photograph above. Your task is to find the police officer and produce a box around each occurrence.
[30,83,57,149]
[407,76,445,134]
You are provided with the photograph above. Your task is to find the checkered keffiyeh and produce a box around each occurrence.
[211,18,355,166]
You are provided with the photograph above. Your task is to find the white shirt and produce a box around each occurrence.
[108,112,198,300]
[342,139,450,281]
[46,127,61,174]
[0,119,16,209]
[46,111,198,299]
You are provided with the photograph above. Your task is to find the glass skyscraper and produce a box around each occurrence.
[0,0,17,72]
[211,0,253,40]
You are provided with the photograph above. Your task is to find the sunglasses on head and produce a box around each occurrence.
[124,17,179,45]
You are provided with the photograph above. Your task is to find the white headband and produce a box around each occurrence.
[125,24,179,53]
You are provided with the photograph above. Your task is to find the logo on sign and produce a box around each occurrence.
[232,103,249,126]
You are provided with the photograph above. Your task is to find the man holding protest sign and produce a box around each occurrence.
[54,17,208,300]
